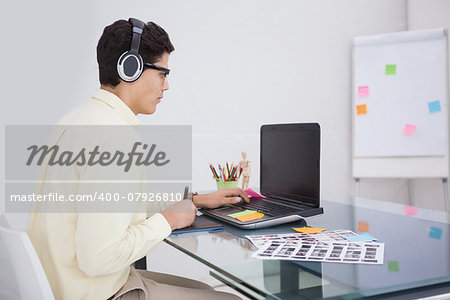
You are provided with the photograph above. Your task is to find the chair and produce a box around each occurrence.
[0,217,55,300]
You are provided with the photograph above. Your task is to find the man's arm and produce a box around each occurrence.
[75,199,196,277]
[75,212,171,277]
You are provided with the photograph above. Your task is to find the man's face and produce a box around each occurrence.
[131,52,170,115]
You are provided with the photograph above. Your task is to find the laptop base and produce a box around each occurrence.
[203,206,323,229]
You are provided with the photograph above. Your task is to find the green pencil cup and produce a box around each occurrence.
[216,180,239,190]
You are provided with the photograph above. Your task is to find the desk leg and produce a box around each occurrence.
[263,261,323,298]
[279,261,299,292]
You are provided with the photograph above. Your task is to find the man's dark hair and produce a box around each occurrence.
[97,19,175,87]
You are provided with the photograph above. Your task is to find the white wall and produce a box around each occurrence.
[407,0,450,34]
[403,0,450,210]
[1,0,419,219]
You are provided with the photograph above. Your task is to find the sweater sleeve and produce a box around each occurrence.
[75,212,171,277]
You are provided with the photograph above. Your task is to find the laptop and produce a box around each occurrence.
[203,123,324,229]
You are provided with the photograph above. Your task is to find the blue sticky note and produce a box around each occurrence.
[429,227,442,239]
[343,232,378,242]
[428,100,441,113]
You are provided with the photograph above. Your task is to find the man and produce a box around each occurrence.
[28,18,249,300]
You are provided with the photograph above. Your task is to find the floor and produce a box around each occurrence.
[146,241,251,300]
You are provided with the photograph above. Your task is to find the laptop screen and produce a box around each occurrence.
[260,123,320,207]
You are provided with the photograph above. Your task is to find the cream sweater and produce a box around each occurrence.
[28,89,172,300]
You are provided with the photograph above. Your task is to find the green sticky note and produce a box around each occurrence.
[388,261,399,272]
[228,210,256,218]
[385,64,396,75]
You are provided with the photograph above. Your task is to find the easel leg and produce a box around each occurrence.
[354,178,360,205]
[408,179,414,206]
[442,178,449,212]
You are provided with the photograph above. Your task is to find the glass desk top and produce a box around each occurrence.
[165,197,450,299]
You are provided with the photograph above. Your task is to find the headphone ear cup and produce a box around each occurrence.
[117,51,144,82]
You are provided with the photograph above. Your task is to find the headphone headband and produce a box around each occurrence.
[129,18,145,54]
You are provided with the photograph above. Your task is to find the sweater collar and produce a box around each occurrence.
[92,88,139,126]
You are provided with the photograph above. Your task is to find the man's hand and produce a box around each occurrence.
[192,188,250,209]
[161,199,197,230]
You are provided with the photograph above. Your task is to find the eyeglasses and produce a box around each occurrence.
[144,63,170,75]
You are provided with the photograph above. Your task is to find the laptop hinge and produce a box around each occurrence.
[264,195,317,208]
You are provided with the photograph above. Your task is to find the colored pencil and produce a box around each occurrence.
[209,162,240,182]
[209,163,219,181]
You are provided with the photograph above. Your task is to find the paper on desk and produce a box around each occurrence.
[244,188,265,198]
[342,232,377,242]
[246,229,362,249]
[236,212,264,222]
[293,227,325,234]
[249,230,384,265]
[227,210,256,218]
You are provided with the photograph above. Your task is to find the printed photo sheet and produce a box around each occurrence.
[247,230,384,264]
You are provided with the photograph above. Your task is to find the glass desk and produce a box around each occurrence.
[164,197,450,299]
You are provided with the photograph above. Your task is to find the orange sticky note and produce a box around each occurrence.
[358,221,369,233]
[356,104,367,115]
[235,212,264,222]
[293,227,325,234]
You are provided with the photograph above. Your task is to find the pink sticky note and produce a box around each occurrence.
[245,188,266,198]
[404,205,417,216]
[358,86,369,97]
[403,124,416,136]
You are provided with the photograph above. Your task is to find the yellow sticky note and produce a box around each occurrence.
[235,212,264,222]
[293,227,325,234]
[356,104,367,115]
[358,221,369,233]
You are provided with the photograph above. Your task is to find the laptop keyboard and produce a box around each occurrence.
[233,198,301,216]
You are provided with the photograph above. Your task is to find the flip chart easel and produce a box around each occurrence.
[352,28,449,211]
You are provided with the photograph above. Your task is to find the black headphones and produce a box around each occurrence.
[117,18,146,82]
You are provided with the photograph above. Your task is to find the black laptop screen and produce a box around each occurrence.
[260,123,320,207]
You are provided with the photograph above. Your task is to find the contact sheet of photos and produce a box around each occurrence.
[247,230,384,264]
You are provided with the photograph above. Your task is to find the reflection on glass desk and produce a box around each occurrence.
[164,197,450,299]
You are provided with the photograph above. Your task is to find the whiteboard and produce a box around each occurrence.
[352,28,449,178]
